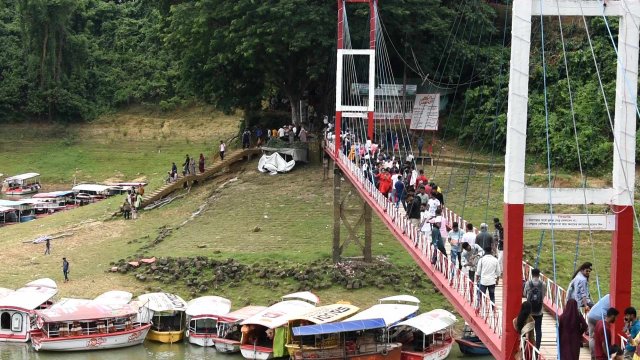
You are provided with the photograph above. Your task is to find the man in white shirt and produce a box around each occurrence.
[476,247,500,303]
[427,193,440,218]
[409,167,418,188]
[278,127,285,138]
[462,223,476,247]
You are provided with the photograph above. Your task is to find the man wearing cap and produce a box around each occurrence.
[476,223,493,251]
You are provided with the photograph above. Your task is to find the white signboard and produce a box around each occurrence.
[524,214,615,231]
[410,94,439,130]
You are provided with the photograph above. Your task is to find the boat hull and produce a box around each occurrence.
[455,337,491,356]
[188,333,218,347]
[31,324,151,352]
[4,188,38,195]
[241,345,274,360]
[146,329,184,343]
[214,338,241,353]
[292,343,402,360]
[400,339,454,360]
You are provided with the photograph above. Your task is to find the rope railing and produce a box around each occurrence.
[326,139,503,337]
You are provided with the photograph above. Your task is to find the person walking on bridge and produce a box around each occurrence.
[568,262,594,310]
[523,268,546,349]
[476,223,493,250]
[448,222,464,270]
[559,299,588,360]
[475,247,499,303]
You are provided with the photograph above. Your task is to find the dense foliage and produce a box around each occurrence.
[0,1,627,169]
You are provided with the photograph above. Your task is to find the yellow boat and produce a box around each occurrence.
[137,292,188,344]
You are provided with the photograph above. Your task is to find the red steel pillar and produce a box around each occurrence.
[610,205,634,343]
[367,0,376,141]
[502,203,525,359]
[335,0,344,156]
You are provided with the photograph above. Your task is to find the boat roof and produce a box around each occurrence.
[0,288,14,298]
[94,291,132,305]
[37,302,139,323]
[32,191,75,199]
[138,292,187,312]
[0,200,31,207]
[5,173,40,181]
[186,296,232,317]
[391,309,456,335]
[347,298,420,326]
[0,206,16,213]
[108,182,147,187]
[293,318,386,336]
[379,295,421,305]
[292,303,360,325]
[218,305,268,323]
[241,300,316,328]
[72,184,115,192]
[0,278,58,311]
[281,291,319,305]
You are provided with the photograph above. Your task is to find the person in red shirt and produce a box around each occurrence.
[376,169,392,198]
[593,308,619,360]
[415,169,428,189]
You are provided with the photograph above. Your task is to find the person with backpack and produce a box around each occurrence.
[523,268,546,349]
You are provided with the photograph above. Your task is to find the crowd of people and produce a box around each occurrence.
[120,186,144,220]
[514,261,640,360]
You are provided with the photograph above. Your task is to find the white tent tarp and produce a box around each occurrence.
[258,153,295,175]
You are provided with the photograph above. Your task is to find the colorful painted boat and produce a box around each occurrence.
[240,292,319,360]
[185,296,232,347]
[1,173,40,195]
[390,309,457,360]
[288,295,420,360]
[31,300,151,351]
[285,303,360,356]
[137,292,188,343]
[214,305,268,353]
[0,278,57,343]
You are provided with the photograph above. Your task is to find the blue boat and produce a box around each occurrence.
[454,325,490,356]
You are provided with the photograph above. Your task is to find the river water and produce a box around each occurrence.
[0,342,494,359]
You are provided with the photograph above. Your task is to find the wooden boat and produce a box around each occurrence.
[137,292,188,343]
[213,305,268,353]
[1,173,40,195]
[240,292,319,360]
[285,303,360,356]
[390,310,457,360]
[288,295,420,360]
[31,299,151,351]
[185,296,232,347]
[30,191,76,213]
[0,278,57,343]
[454,325,490,356]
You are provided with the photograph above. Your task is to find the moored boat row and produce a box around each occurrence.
[0,280,457,359]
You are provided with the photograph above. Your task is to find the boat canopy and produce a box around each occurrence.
[94,291,133,305]
[293,318,386,336]
[138,292,187,313]
[36,302,138,323]
[186,296,232,317]
[0,200,33,210]
[32,191,75,199]
[4,173,40,182]
[379,295,420,305]
[347,296,420,326]
[391,310,457,335]
[241,300,316,329]
[72,184,116,193]
[0,206,16,214]
[0,288,14,298]
[281,291,319,305]
[0,278,58,311]
[293,303,359,325]
[218,305,268,323]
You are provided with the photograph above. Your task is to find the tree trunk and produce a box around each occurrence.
[287,94,301,125]
[40,24,48,88]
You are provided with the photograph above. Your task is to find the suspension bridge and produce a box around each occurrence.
[326,0,639,359]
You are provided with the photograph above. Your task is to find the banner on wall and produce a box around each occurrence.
[410,94,439,130]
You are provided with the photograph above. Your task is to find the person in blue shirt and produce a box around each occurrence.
[394,176,405,209]
[587,294,610,355]
[624,307,640,358]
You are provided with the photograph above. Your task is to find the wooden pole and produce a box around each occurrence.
[333,167,342,263]
[363,202,372,262]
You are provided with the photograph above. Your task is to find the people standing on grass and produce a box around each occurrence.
[199,153,206,173]
[559,299,588,360]
[122,201,131,220]
[242,128,251,149]
[219,140,226,161]
[62,258,70,283]
[523,268,546,349]
[475,246,499,303]
[44,238,51,255]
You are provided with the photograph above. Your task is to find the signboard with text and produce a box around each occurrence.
[523,214,615,231]
[410,94,439,131]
